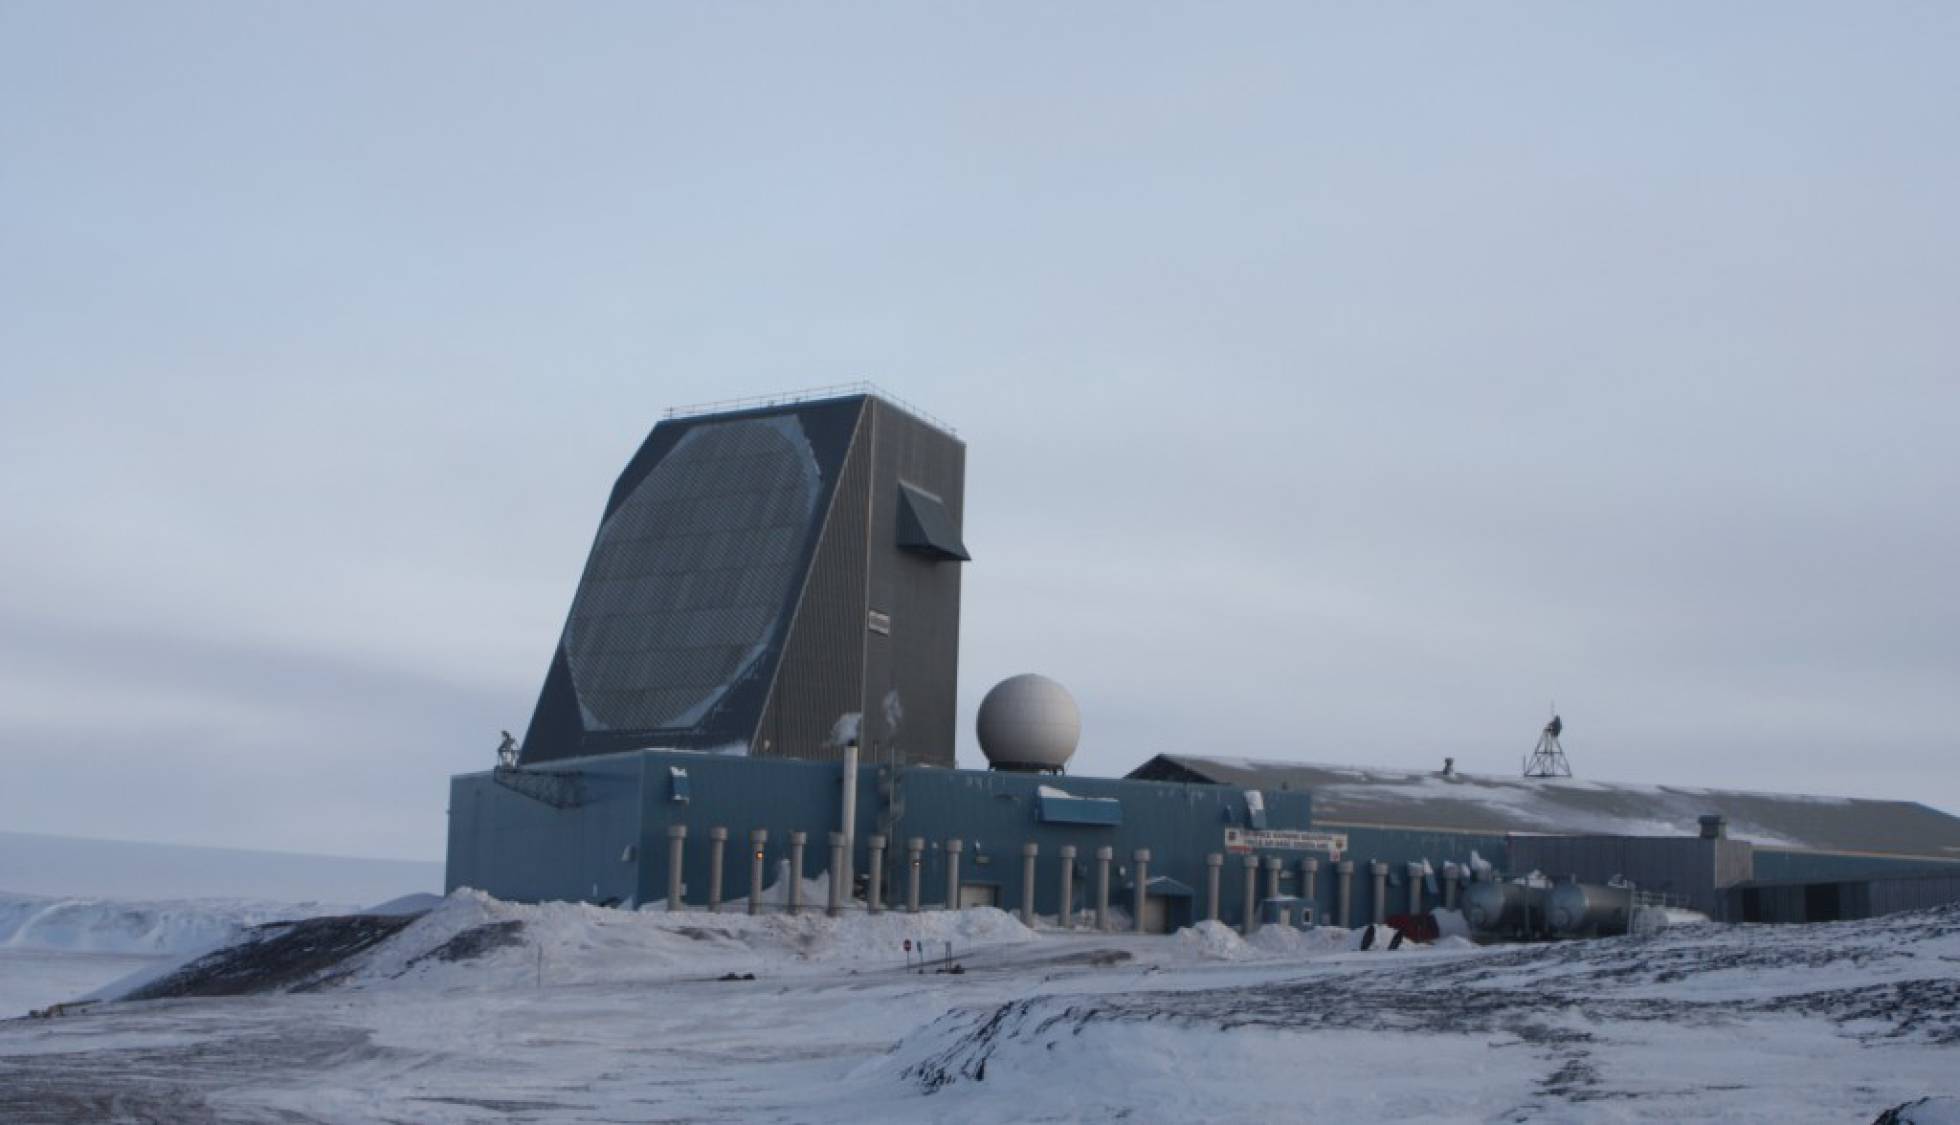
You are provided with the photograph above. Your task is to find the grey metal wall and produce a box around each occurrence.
[1868,871,1960,915]
[1506,835,1755,918]
[1751,849,1959,883]
[1728,869,1960,923]
[739,395,966,768]
[858,399,965,768]
[755,407,871,761]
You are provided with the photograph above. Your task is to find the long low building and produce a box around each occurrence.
[1127,753,1960,920]
[447,749,1960,928]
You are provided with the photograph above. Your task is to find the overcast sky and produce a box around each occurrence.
[3,4,1956,861]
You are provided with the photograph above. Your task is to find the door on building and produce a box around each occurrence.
[958,883,999,910]
[1740,887,1762,923]
[1141,894,1169,934]
[1803,882,1843,922]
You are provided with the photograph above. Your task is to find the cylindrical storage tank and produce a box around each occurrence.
[1547,883,1634,937]
[1463,882,1534,937]
[976,674,1081,773]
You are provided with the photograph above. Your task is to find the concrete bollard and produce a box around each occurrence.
[944,838,963,910]
[1241,853,1259,934]
[1205,854,1223,922]
[1443,862,1460,909]
[788,832,807,915]
[1058,845,1077,929]
[667,825,687,911]
[749,829,768,916]
[1370,860,1389,924]
[906,837,924,913]
[1132,849,1151,933]
[707,827,727,913]
[1300,858,1319,921]
[867,835,887,914]
[1020,842,1039,927]
[1264,855,1282,903]
[827,831,847,917]
[1407,861,1424,915]
[1094,846,1113,931]
[1336,860,1354,927]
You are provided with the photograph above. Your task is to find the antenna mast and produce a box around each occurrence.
[1523,710,1572,778]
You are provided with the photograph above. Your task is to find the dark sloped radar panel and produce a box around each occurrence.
[564,415,822,733]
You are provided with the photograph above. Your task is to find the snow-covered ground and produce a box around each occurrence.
[1,891,1955,1122]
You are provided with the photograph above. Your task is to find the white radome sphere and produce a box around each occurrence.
[976,673,1081,771]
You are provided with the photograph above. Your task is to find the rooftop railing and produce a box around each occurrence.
[661,381,958,436]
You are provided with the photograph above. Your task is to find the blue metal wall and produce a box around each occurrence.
[450,752,1523,928]
[446,755,644,905]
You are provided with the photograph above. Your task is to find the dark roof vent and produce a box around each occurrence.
[896,483,970,561]
[1699,814,1728,840]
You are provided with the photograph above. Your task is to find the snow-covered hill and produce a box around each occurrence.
[3,894,1955,1122]
[0,830,441,902]
[0,893,352,957]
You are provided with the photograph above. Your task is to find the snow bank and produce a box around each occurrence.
[1880,1097,1960,1125]
[239,890,1041,994]
[1169,920,1443,962]
[0,892,350,956]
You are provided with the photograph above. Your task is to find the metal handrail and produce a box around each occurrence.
[661,381,958,436]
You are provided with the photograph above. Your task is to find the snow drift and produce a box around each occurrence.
[100,889,1040,1000]
[0,892,350,957]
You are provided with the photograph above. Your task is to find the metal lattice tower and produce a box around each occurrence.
[1523,713,1572,778]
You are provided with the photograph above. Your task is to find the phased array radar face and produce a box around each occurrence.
[563,415,822,732]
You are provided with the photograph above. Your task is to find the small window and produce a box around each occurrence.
[669,766,691,803]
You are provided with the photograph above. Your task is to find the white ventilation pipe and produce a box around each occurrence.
[839,741,859,897]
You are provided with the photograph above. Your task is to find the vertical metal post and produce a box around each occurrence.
[1058,845,1077,929]
[906,837,924,913]
[1020,842,1038,926]
[1443,862,1460,909]
[827,832,847,917]
[1264,855,1282,903]
[944,838,963,910]
[866,835,887,914]
[1300,858,1319,922]
[1336,860,1354,927]
[1094,846,1113,931]
[1204,854,1223,922]
[1241,853,1259,934]
[1132,849,1151,933]
[1370,860,1389,924]
[788,832,807,915]
[666,825,687,911]
[839,742,859,894]
[748,829,768,916]
[1407,861,1424,915]
[707,827,727,913]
